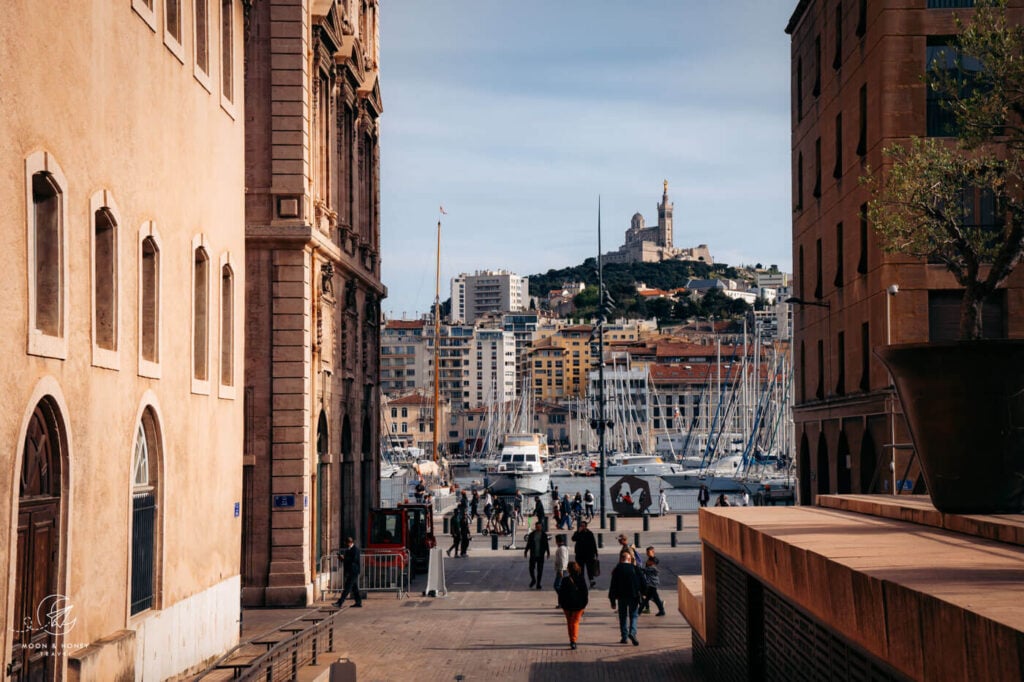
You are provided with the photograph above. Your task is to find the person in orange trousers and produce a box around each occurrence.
[556,561,590,649]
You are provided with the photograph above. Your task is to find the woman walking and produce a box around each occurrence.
[557,561,589,649]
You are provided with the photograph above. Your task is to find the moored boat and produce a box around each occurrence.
[488,433,551,495]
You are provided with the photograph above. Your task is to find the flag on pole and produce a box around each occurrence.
[439,205,448,215]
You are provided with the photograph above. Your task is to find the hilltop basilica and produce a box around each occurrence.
[602,181,713,265]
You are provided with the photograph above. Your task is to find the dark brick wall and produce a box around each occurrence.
[694,551,907,682]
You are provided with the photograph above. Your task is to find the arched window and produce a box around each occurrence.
[220,262,234,388]
[131,408,161,615]
[193,246,209,382]
[26,151,69,359]
[139,226,161,375]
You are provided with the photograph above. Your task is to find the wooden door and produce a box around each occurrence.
[11,402,62,681]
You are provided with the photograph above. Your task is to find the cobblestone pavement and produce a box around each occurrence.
[312,517,705,682]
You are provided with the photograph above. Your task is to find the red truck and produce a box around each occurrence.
[365,502,435,577]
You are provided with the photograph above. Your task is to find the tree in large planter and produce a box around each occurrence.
[864,0,1024,513]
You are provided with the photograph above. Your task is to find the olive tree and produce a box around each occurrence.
[865,0,1024,340]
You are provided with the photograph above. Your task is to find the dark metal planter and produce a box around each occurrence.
[875,340,1024,514]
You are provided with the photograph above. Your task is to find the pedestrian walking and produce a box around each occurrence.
[659,489,670,515]
[608,549,642,645]
[640,547,666,616]
[470,490,479,520]
[557,561,590,650]
[447,509,463,557]
[616,533,642,566]
[524,521,550,589]
[459,511,472,557]
[715,493,731,507]
[534,497,546,530]
[553,534,569,595]
[571,521,599,587]
[333,537,363,608]
[698,484,710,507]
[583,489,595,520]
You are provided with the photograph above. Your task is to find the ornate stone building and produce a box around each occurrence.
[242,0,384,606]
[1,1,246,678]
[603,182,713,264]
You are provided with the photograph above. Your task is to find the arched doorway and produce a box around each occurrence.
[339,415,354,540]
[131,407,162,616]
[798,432,811,505]
[816,432,831,496]
[12,398,65,681]
[859,431,878,493]
[837,431,852,494]
[316,411,328,564]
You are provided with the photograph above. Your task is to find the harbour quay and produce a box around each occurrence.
[219,512,704,681]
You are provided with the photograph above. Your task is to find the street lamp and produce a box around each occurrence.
[885,284,899,494]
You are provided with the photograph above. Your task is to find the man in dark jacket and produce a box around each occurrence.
[571,521,599,587]
[608,549,642,644]
[333,536,362,607]
[524,521,550,589]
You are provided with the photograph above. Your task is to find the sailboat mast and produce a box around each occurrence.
[433,219,441,463]
[597,196,608,529]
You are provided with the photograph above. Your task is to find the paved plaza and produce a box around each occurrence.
[238,513,706,682]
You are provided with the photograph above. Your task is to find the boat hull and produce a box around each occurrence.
[488,472,551,496]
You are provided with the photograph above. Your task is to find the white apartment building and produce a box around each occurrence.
[471,329,517,409]
[450,270,529,324]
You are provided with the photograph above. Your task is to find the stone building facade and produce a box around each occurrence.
[1,1,246,678]
[786,0,1024,504]
[242,0,384,606]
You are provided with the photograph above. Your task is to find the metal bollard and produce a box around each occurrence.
[477,516,483,533]
[608,515,616,532]
[642,513,650,531]
[671,531,677,547]
[676,514,683,531]
[634,532,641,548]
[443,516,449,534]
[597,533,603,548]
[491,533,498,550]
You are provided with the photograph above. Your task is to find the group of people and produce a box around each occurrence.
[523,520,665,649]
[547,487,596,530]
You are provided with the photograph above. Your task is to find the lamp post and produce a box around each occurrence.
[885,284,899,494]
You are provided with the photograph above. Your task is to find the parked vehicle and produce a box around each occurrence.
[366,502,435,577]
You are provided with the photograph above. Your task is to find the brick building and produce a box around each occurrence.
[787,0,1024,504]
[242,0,384,606]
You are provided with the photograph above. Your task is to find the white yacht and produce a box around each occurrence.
[489,433,551,495]
[604,453,687,478]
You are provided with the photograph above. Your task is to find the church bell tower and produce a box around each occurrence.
[657,180,673,247]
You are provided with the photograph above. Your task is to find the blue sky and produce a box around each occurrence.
[379,1,796,319]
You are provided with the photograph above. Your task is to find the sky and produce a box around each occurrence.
[379,0,797,320]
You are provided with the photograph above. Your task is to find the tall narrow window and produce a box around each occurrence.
[816,339,825,400]
[195,0,210,78]
[800,342,807,403]
[193,247,209,382]
[33,172,62,337]
[95,206,118,351]
[836,331,846,396]
[813,35,821,96]
[221,0,234,104]
[858,203,869,274]
[856,0,866,37]
[834,222,844,288]
[859,321,870,391]
[796,57,804,122]
[141,236,160,365]
[813,138,822,198]
[927,38,981,137]
[796,151,804,211]
[833,3,842,70]
[857,84,868,157]
[798,245,805,300]
[833,113,843,178]
[815,238,823,299]
[221,263,234,387]
[163,0,184,61]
